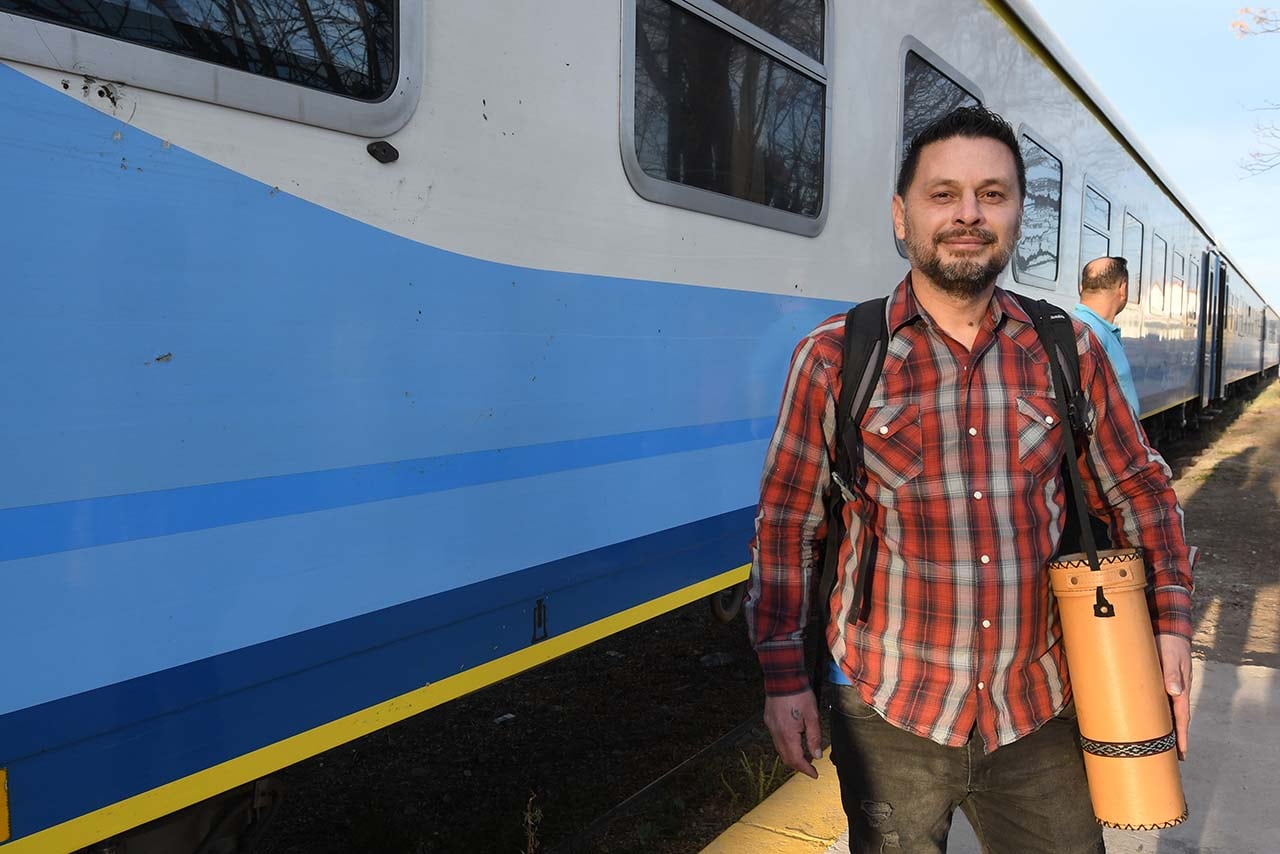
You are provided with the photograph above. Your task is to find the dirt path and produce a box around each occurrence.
[1165,381,1280,668]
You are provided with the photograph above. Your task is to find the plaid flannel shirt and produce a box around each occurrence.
[746,278,1195,752]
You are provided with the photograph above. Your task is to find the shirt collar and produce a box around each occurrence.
[1074,303,1121,335]
[887,275,1031,336]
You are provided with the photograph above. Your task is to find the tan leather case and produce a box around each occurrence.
[1049,549,1187,830]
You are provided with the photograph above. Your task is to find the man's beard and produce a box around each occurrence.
[904,222,1015,297]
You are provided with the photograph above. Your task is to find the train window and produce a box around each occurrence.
[0,1,418,135]
[902,50,981,164]
[1013,133,1062,285]
[895,47,981,255]
[1079,185,1111,279]
[715,0,825,61]
[1171,251,1186,319]
[1121,213,1144,304]
[626,0,829,235]
[0,0,395,100]
[1083,187,1111,231]
[1150,234,1167,314]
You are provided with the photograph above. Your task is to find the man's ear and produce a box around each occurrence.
[892,195,907,241]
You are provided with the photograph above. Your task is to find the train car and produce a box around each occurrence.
[0,1,1274,851]
[1264,306,1280,375]
[1222,262,1271,387]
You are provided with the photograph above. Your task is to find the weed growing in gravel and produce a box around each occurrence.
[720,750,788,807]
[523,792,543,853]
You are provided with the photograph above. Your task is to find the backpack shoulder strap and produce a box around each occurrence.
[808,297,888,690]
[834,298,890,486]
[1013,293,1085,433]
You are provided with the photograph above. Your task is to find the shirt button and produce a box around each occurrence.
[1045,415,1055,425]
[977,681,986,691]
[982,619,992,629]
[973,490,983,500]
[879,425,889,435]
[980,554,990,564]
[968,427,978,436]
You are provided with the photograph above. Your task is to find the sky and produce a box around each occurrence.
[1029,0,1280,306]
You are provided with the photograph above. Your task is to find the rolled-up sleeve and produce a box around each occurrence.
[746,328,840,696]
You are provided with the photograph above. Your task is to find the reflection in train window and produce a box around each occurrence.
[1083,186,1110,232]
[716,0,825,61]
[1122,213,1144,303]
[1014,134,1062,284]
[0,0,396,100]
[632,0,827,223]
[901,51,980,164]
[1150,234,1168,314]
[1188,260,1200,325]
[1079,185,1111,280]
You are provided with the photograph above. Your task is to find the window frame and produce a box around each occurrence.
[0,4,419,138]
[620,0,833,237]
[1010,125,1064,290]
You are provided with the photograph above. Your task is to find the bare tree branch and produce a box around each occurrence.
[1233,6,1280,36]
[1242,123,1280,175]
[1233,8,1280,173]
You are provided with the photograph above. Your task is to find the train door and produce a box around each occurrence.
[1213,261,1231,401]
[1197,253,1218,407]
[1261,312,1268,374]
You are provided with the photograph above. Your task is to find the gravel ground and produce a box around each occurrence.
[255,595,779,854]
[255,377,1277,854]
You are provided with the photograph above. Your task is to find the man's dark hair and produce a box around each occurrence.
[1081,256,1129,293]
[896,106,1026,199]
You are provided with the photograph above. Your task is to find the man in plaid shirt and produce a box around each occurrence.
[746,107,1195,853]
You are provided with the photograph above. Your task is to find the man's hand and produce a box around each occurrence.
[1157,634,1193,759]
[764,690,822,779]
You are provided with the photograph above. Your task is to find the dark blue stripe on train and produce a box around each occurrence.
[0,507,755,841]
[0,418,771,562]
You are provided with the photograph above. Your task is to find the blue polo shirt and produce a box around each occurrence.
[1073,304,1141,416]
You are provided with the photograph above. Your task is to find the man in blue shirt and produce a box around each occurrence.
[1075,256,1141,416]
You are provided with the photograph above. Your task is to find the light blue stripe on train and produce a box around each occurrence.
[0,63,841,718]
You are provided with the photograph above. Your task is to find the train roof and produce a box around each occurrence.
[998,0,1271,307]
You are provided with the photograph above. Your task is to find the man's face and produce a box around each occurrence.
[893,136,1023,297]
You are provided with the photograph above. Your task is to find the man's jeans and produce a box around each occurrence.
[829,685,1105,854]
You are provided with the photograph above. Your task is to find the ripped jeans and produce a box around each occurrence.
[829,686,1105,854]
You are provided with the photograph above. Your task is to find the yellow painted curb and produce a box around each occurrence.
[702,754,846,853]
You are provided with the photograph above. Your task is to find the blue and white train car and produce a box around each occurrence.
[0,0,1274,850]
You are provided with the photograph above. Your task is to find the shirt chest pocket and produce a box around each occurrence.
[861,403,923,490]
[1016,396,1065,479]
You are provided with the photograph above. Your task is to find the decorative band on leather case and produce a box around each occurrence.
[1098,805,1189,831]
[1080,732,1177,758]
[1050,549,1144,570]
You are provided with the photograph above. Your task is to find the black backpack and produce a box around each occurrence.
[806,292,1110,691]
